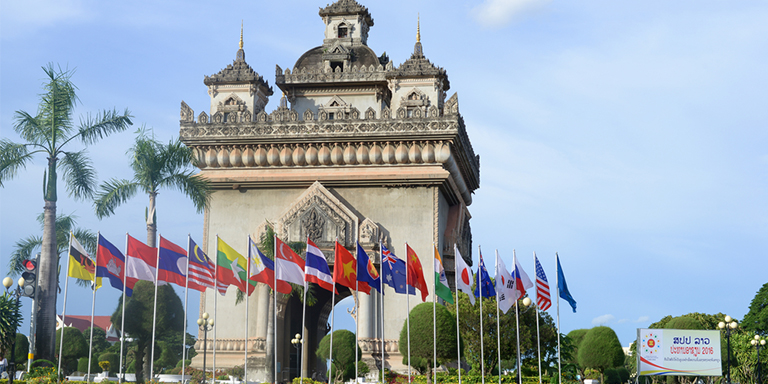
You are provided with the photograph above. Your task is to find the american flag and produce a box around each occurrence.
[534,255,552,311]
[187,237,216,292]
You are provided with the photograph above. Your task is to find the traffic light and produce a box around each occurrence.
[20,258,37,298]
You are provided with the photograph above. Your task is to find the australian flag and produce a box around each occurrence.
[380,242,414,295]
[474,251,496,298]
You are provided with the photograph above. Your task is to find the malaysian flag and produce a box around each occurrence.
[187,237,216,292]
[534,254,551,311]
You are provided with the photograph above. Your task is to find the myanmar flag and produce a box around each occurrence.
[216,236,255,295]
[433,245,453,304]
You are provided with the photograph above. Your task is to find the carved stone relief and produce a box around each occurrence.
[358,218,379,248]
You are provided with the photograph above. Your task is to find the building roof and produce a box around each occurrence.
[389,41,450,91]
[318,0,373,26]
[204,48,273,95]
[293,44,383,72]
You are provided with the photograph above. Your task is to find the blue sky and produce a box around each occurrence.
[1,0,767,351]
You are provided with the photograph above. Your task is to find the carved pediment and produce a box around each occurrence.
[276,181,358,248]
[358,218,379,248]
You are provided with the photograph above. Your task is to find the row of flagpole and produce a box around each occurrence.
[58,228,576,384]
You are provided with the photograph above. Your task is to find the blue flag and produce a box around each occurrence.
[357,243,381,294]
[557,253,577,313]
[380,243,414,295]
[474,252,496,298]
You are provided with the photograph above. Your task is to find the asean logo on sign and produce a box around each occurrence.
[641,332,662,360]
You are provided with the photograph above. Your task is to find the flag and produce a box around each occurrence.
[249,237,292,294]
[274,236,305,286]
[125,235,157,290]
[356,243,379,294]
[405,244,429,302]
[434,246,453,304]
[557,254,577,313]
[157,236,187,287]
[304,239,334,292]
[96,234,130,296]
[216,237,254,295]
[495,252,514,313]
[454,245,474,305]
[380,243,414,295]
[534,255,551,311]
[511,252,533,302]
[187,237,215,292]
[68,235,101,289]
[474,252,496,298]
[334,240,363,292]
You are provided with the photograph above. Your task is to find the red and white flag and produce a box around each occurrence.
[534,254,551,311]
[187,237,215,292]
[454,244,475,305]
[511,251,533,302]
[274,236,305,286]
[125,235,158,289]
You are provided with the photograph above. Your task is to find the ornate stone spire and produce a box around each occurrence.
[413,15,423,57]
[417,14,421,43]
[236,22,245,62]
[239,21,244,49]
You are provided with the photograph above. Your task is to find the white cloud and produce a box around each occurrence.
[635,316,650,323]
[592,314,616,325]
[471,0,551,28]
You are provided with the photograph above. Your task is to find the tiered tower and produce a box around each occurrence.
[180,1,479,381]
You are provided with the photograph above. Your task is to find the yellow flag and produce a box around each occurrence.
[68,236,102,289]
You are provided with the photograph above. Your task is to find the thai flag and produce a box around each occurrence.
[304,239,334,292]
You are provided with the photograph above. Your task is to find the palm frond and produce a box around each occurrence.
[8,235,43,274]
[12,110,48,146]
[159,171,212,213]
[76,108,133,145]
[38,63,78,142]
[93,178,140,218]
[0,139,38,186]
[59,149,97,199]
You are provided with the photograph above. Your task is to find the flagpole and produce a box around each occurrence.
[534,252,542,384]
[245,236,250,384]
[214,235,219,384]
[454,244,462,384]
[514,250,522,384]
[87,246,98,381]
[433,243,437,384]
[556,253,562,384]
[119,233,128,384]
[330,238,337,383]
[355,242,359,383]
[301,236,309,384]
[479,246,485,384]
[150,234,161,378]
[379,240,385,384]
[182,235,191,384]
[495,250,501,384]
[405,243,411,384]
[273,234,278,384]
[57,231,73,379]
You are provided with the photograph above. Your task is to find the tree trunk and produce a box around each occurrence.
[135,341,145,384]
[37,197,58,362]
[143,344,152,380]
[146,192,157,247]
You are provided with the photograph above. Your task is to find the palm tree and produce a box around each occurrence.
[0,64,133,361]
[9,213,97,288]
[93,128,211,247]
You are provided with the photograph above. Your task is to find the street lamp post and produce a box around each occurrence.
[3,276,25,384]
[197,313,214,384]
[291,333,303,383]
[751,335,766,384]
[718,316,738,384]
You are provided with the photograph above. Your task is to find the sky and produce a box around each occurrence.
[1,0,767,352]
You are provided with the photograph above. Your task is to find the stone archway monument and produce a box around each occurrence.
[180,1,479,382]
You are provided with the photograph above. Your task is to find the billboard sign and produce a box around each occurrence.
[637,328,722,376]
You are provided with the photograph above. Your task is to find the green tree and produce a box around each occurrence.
[110,280,184,383]
[0,64,132,360]
[577,326,624,384]
[399,302,458,383]
[55,327,89,374]
[566,329,589,380]
[316,330,361,383]
[664,316,704,330]
[93,128,211,248]
[14,333,30,365]
[0,292,22,359]
[83,327,111,358]
[742,282,768,335]
[8,213,96,288]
